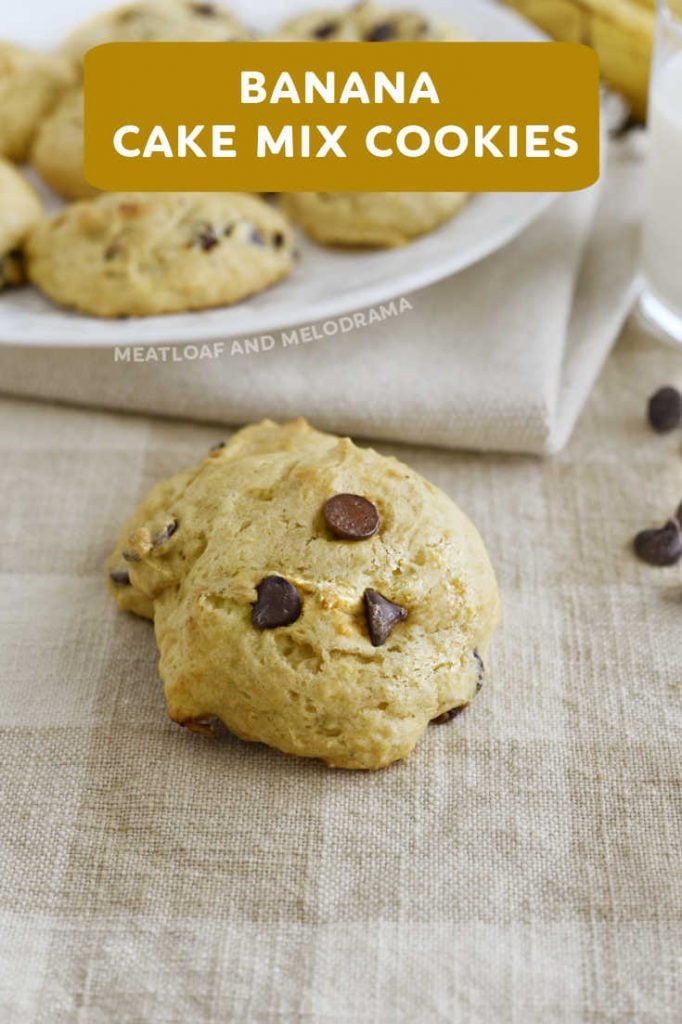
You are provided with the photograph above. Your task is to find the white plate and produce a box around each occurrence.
[0,0,553,347]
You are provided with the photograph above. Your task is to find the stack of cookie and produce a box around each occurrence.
[0,0,470,318]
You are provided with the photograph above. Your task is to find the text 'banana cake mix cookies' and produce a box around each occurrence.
[27,191,295,317]
[107,419,500,770]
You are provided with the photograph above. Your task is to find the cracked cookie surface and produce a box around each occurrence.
[107,419,500,769]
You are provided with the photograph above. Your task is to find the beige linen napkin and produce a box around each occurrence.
[1,323,680,1024]
[0,136,642,455]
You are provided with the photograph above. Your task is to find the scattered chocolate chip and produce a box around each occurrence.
[633,520,682,566]
[190,2,216,14]
[109,569,131,585]
[104,242,121,261]
[272,231,285,249]
[365,20,396,41]
[312,19,338,38]
[323,493,380,540]
[252,575,302,629]
[223,223,234,237]
[647,386,682,433]
[152,519,178,547]
[416,18,430,35]
[474,649,485,692]
[363,588,407,646]
[249,227,265,246]
[431,704,469,725]
[195,222,219,252]
[122,549,141,563]
[210,440,226,451]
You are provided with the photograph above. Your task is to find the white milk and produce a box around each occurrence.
[642,51,682,320]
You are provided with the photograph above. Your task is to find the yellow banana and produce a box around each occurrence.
[502,0,655,118]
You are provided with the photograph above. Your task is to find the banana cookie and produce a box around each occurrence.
[61,0,248,61]
[30,87,96,201]
[278,2,468,247]
[0,160,43,290]
[281,192,468,247]
[107,419,500,770]
[277,0,466,41]
[0,43,74,162]
[27,191,295,317]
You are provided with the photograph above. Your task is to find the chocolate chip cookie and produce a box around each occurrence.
[281,192,468,247]
[277,3,469,247]
[277,0,466,41]
[61,0,249,61]
[30,87,97,201]
[107,419,500,770]
[27,192,295,317]
[0,159,43,290]
[0,43,74,163]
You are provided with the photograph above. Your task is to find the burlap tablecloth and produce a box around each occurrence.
[1,320,680,1024]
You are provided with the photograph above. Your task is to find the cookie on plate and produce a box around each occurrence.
[27,191,295,317]
[0,159,43,290]
[277,0,467,41]
[61,0,249,61]
[30,87,96,201]
[107,418,500,770]
[0,43,75,163]
[281,192,468,247]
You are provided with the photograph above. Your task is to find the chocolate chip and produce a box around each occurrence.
[223,224,233,237]
[323,494,380,540]
[190,2,216,14]
[195,223,219,252]
[122,549,141,563]
[312,19,338,38]
[633,520,682,566]
[363,588,407,646]
[109,569,131,585]
[272,231,285,249]
[647,386,682,433]
[252,576,302,629]
[474,649,484,692]
[152,519,177,547]
[249,227,265,246]
[365,20,396,41]
[210,440,226,451]
[104,242,121,261]
[431,704,469,724]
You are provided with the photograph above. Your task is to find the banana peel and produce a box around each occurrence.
[502,0,655,119]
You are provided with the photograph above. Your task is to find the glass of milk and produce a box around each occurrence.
[640,0,682,343]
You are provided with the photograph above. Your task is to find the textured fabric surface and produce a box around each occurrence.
[0,137,642,457]
[1,320,680,1023]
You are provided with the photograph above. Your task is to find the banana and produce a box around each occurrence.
[502,0,655,119]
